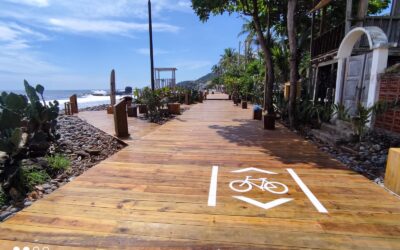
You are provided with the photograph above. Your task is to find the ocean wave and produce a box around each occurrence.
[49,94,127,109]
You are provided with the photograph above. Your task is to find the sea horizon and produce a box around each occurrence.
[3,89,129,109]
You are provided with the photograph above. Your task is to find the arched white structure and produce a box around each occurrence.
[334,27,390,111]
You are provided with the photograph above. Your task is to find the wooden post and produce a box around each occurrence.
[69,94,78,114]
[110,69,116,106]
[113,100,129,138]
[198,91,203,103]
[148,0,155,91]
[345,0,353,34]
[64,102,72,115]
[385,148,400,195]
[185,92,190,105]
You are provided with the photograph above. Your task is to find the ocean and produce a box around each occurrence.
[3,89,128,109]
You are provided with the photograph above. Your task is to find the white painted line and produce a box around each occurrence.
[233,196,293,210]
[231,167,277,174]
[287,168,328,213]
[208,165,219,206]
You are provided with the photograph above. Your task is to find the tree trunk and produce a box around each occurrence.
[287,0,298,128]
[252,13,275,114]
[356,0,368,27]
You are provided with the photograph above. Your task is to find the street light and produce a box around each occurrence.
[148,0,155,91]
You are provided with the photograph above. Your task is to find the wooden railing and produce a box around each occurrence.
[312,16,400,59]
[311,23,345,58]
[361,16,400,48]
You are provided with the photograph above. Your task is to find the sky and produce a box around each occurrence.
[0,0,245,90]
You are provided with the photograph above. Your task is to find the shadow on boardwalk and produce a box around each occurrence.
[209,118,345,168]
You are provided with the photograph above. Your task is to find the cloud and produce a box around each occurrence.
[47,18,180,34]
[174,60,212,70]
[136,48,170,55]
[0,22,48,49]
[5,0,49,7]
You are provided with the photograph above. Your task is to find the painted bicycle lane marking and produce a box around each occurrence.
[207,166,328,213]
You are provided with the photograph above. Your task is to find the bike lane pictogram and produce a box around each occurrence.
[207,166,328,213]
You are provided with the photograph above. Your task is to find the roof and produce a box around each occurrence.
[310,0,332,13]
[154,68,178,71]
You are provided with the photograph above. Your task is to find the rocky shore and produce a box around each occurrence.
[0,114,126,222]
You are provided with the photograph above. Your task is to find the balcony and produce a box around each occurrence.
[312,16,400,61]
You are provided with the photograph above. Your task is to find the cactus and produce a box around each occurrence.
[23,80,60,156]
[0,80,60,201]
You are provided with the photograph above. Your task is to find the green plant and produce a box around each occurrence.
[24,80,60,156]
[141,87,165,123]
[0,92,28,192]
[0,80,59,202]
[46,154,70,171]
[19,168,50,191]
[351,99,400,141]
[333,104,350,121]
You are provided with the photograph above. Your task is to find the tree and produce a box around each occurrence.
[287,0,298,128]
[191,0,282,114]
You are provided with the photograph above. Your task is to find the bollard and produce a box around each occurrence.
[114,99,129,138]
[69,94,78,114]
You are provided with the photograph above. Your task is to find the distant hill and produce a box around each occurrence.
[177,72,217,90]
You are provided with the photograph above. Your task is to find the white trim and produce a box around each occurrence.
[287,168,328,213]
[231,167,277,175]
[208,165,219,206]
[233,196,293,210]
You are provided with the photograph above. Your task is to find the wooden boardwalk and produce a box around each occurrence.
[1,97,400,249]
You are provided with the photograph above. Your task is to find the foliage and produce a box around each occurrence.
[0,80,59,202]
[351,99,400,141]
[141,87,165,123]
[23,80,60,156]
[46,154,70,171]
[19,167,50,191]
[333,104,350,121]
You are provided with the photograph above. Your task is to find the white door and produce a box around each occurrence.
[342,52,372,115]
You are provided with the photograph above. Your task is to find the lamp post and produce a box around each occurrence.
[148,0,155,91]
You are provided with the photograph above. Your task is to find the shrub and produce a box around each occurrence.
[46,154,70,171]
[19,168,50,191]
[0,80,59,202]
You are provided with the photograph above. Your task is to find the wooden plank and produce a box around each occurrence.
[1,96,399,249]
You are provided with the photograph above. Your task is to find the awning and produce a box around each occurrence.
[310,0,332,13]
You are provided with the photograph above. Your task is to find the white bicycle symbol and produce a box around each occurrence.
[229,176,289,194]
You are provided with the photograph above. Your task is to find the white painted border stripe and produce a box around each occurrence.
[287,168,328,213]
[208,165,219,206]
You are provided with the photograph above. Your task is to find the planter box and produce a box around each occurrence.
[184,93,190,105]
[263,114,275,130]
[253,109,262,120]
[167,103,181,115]
[127,106,138,117]
[385,148,400,195]
[242,101,247,109]
[138,104,148,114]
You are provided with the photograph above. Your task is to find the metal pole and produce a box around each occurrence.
[148,0,155,91]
